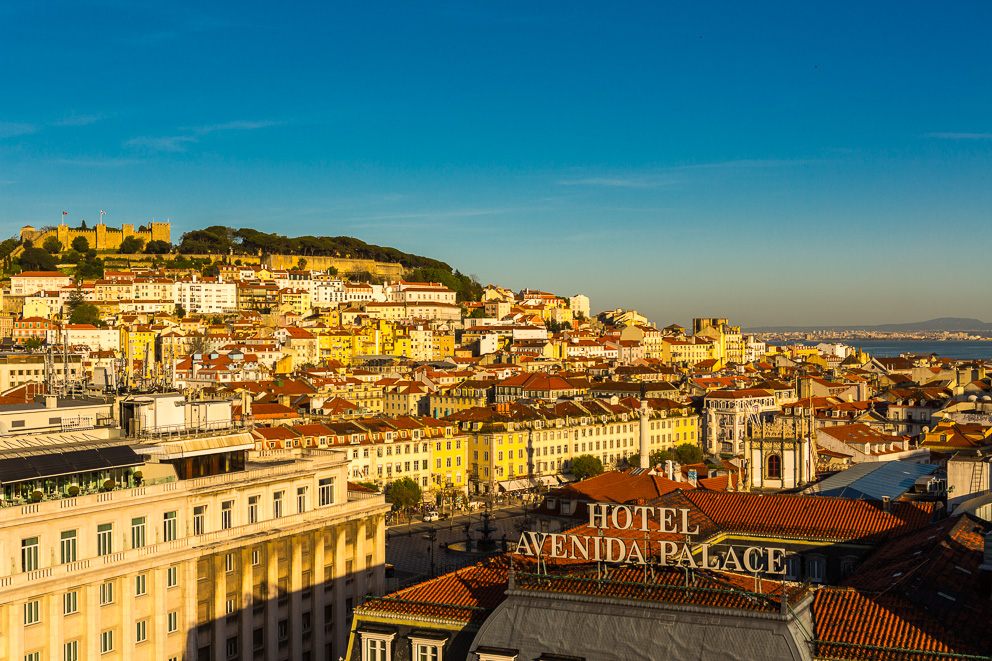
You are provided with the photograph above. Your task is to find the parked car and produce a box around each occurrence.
[423,511,440,522]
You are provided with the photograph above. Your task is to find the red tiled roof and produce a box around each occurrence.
[360,558,510,623]
[250,403,299,419]
[813,589,988,660]
[683,491,935,542]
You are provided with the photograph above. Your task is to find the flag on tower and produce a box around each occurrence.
[62,211,67,215]
[100,210,106,215]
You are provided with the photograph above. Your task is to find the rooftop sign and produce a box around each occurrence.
[515,502,787,574]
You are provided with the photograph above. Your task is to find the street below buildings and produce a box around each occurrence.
[383,504,531,592]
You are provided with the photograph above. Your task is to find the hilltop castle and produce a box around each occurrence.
[20,220,171,251]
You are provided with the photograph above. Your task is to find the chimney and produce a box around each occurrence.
[882,495,891,513]
[45,395,58,409]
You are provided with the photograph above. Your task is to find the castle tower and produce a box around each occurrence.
[95,222,107,250]
[150,221,171,244]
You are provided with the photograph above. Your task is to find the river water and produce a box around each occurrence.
[772,339,992,360]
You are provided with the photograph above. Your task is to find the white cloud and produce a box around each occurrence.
[52,113,105,127]
[0,122,37,139]
[124,135,198,152]
[184,120,281,135]
[558,176,677,188]
[926,132,992,140]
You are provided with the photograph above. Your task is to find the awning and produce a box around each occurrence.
[0,446,143,485]
[146,432,255,459]
[497,475,557,492]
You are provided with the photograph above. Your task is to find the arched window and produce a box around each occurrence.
[767,454,782,479]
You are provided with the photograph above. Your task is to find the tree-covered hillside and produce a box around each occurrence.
[177,226,450,271]
[177,226,483,301]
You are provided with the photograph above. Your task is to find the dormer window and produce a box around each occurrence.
[360,627,396,661]
[475,647,518,661]
[409,632,447,661]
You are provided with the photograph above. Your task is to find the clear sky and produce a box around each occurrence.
[2,2,991,328]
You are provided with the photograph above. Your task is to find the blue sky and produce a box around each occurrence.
[2,1,991,327]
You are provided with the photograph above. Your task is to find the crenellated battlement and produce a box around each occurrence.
[20,220,171,251]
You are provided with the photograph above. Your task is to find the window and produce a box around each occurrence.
[221,500,234,529]
[100,629,114,653]
[100,581,114,605]
[364,638,388,661]
[193,505,206,535]
[297,486,308,513]
[61,530,78,564]
[226,552,235,572]
[784,556,801,580]
[252,549,261,566]
[167,565,179,587]
[416,644,440,661]
[319,477,335,506]
[97,523,113,556]
[767,454,782,480]
[226,637,238,658]
[808,557,825,583]
[25,654,40,661]
[22,537,39,572]
[64,641,79,661]
[64,590,78,614]
[227,598,237,614]
[168,611,179,633]
[273,492,284,518]
[136,619,147,643]
[24,599,40,625]
[164,511,178,541]
[135,573,147,596]
[131,517,146,549]
[248,495,259,523]
[278,620,288,641]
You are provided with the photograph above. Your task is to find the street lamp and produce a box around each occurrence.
[424,527,438,577]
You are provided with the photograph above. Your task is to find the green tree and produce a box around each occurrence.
[66,288,86,315]
[296,258,307,271]
[69,302,102,326]
[75,256,104,279]
[23,337,43,350]
[386,477,423,521]
[119,236,145,254]
[61,249,82,264]
[325,266,338,276]
[174,303,186,318]
[355,480,380,492]
[571,454,604,480]
[144,240,171,254]
[19,247,57,272]
[627,449,676,469]
[42,236,63,254]
[71,236,89,252]
[468,307,487,318]
[674,442,703,466]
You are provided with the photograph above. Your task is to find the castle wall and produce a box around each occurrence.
[263,254,406,277]
[23,222,171,252]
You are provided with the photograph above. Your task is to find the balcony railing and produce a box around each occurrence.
[0,490,386,590]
